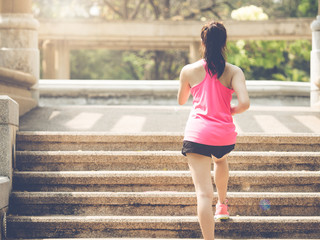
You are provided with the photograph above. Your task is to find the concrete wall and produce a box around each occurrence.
[0,96,18,240]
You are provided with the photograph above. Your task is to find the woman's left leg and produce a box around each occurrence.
[213,155,229,205]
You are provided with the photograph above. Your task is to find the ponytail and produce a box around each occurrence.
[201,21,227,78]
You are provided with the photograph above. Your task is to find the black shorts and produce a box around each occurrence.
[181,140,235,159]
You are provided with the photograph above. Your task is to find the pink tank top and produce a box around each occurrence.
[184,60,237,146]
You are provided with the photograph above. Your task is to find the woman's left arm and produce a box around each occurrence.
[177,66,191,105]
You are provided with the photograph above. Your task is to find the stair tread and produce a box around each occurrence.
[13,170,320,176]
[16,150,320,155]
[16,131,320,139]
[15,151,320,171]
[8,216,320,238]
[8,239,320,240]
[11,191,320,197]
[11,131,320,238]
[8,215,320,222]
[11,191,320,205]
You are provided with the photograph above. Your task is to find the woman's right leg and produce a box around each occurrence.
[187,153,215,240]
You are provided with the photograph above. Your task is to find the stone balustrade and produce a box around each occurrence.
[0,67,37,116]
[39,80,310,107]
[0,96,18,239]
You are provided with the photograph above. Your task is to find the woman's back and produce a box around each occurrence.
[183,59,237,146]
[184,60,237,90]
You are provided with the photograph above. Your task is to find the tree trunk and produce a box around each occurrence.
[148,0,160,19]
[123,0,129,19]
[163,0,170,19]
[154,51,163,80]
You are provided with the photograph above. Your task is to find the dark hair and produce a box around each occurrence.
[201,21,227,78]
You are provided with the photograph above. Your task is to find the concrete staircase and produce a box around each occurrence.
[6,131,320,239]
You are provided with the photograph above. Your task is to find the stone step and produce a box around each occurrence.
[9,191,320,217]
[7,215,320,238]
[16,132,320,152]
[13,171,320,192]
[16,151,320,171]
[8,239,320,240]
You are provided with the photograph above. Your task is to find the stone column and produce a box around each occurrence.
[310,0,320,107]
[42,40,56,79]
[0,0,40,102]
[189,41,202,63]
[0,96,18,239]
[56,40,70,79]
[42,40,70,79]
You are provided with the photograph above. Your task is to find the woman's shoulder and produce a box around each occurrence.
[225,62,242,73]
[180,60,206,87]
[182,59,204,72]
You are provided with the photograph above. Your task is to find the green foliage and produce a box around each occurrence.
[70,49,188,80]
[226,0,318,19]
[298,0,318,17]
[69,39,311,82]
[227,40,311,81]
[70,50,145,80]
[34,0,316,81]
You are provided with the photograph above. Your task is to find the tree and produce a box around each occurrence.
[228,2,313,82]
[32,0,318,20]
[34,0,316,81]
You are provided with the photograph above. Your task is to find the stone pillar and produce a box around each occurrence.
[56,40,70,79]
[42,40,56,79]
[310,0,320,107]
[0,0,39,102]
[0,96,18,240]
[189,41,202,63]
[42,40,70,79]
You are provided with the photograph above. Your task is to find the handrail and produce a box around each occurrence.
[0,67,37,88]
[39,79,310,97]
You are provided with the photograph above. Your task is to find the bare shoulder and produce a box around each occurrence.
[181,60,203,75]
[226,62,244,75]
[226,63,245,84]
[180,60,205,87]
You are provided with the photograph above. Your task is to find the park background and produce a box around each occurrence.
[1,0,320,239]
[33,0,318,82]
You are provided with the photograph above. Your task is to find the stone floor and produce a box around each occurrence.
[20,105,320,134]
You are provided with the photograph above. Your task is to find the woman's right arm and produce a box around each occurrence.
[231,66,250,115]
[177,66,191,105]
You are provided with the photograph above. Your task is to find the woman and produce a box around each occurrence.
[178,21,250,240]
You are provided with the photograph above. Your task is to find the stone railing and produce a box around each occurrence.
[0,67,37,116]
[39,79,310,107]
[0,96,18,239]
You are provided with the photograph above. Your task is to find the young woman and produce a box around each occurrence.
[178,21,250,240]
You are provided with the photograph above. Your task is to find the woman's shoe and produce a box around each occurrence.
[214,200,230,220]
